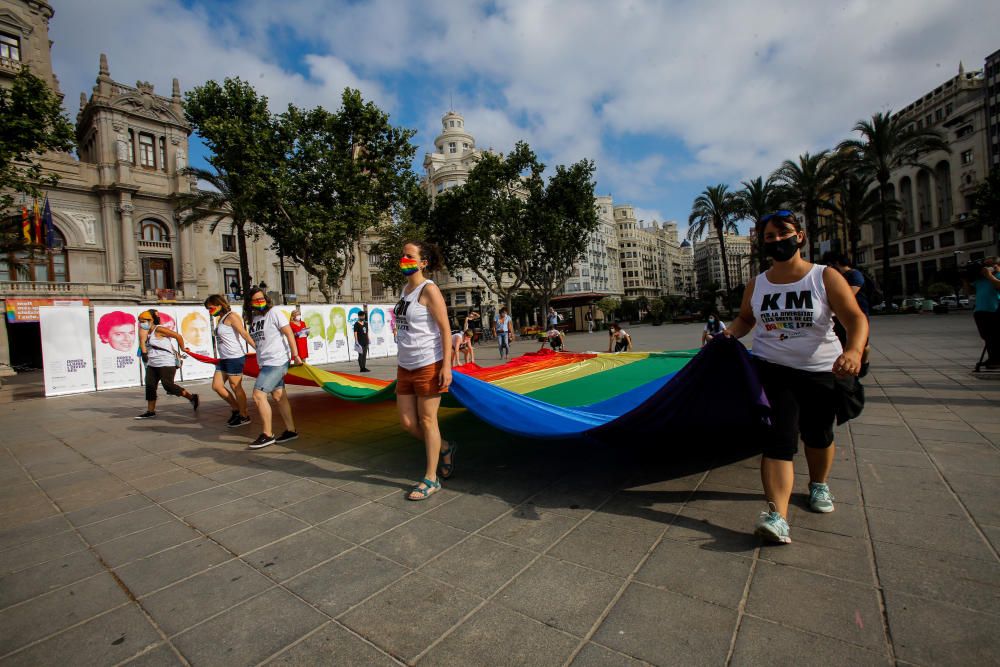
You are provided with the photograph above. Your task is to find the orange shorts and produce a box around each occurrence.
[396,360,447,396]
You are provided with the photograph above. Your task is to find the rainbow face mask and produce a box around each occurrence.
[251,300,267,311]
[400,256,420,275]
[207,306,221,317]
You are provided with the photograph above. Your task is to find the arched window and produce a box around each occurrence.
[0,220,68,283]
[899,177,914,234]
[139,219,169,242]
[934,161,953,225]
[127,129,135,163]
[916,169,933,230]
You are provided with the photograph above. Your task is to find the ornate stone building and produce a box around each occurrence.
[693,228,753,294]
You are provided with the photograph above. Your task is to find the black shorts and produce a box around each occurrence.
[754,357,837,461]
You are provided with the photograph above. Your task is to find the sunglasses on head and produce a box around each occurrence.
[760,210,794,224]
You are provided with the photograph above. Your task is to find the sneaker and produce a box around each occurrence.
[228,415,251,428]
[226,411,240,427]
[754,504,791,544]
[248,433,276,449]
[134,411,156,420]
[275,430,298,444]
[190,394,200,411]
[360,368,371,373]
[809,482,835,513]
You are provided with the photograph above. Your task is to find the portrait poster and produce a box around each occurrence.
[93,306,142,390]
[367,305,390,359]
[40,306,96,396]
[175,306,215,381]
[385,303,398,357]
[345,304,366,361]
[325,304,351,363]
[299,305,330,364]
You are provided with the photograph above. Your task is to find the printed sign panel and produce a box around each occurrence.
[367,305,390,359]
[324,304,351,363]
[40,306,96,396]
[6,298,89,323]
[93,306,143,390]
[299,305,329,364]
[175,306,215,381]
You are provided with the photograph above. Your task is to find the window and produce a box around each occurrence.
[448,142,457,154]
[449,120,455,127]
[1,222,68,282]
[935,108,943,121]
[221,234,236,253]
[454,291,467,305]
[945,102,953,115]
[140,220,168,242]
[141,257,173,291]
[939,231,955,247]
[920,236,934,251]
[961,149,973,164]
[925,114,932,126]
[282,270,295,295]
[139,133,155,167]
[224,268,240,296]
[159,137,166,171]
[0,33,19,61]
[127,130,135,163]
[462,143,469,149]
[965,226,983,242]
[957,125,974,138]
[903,240,916,254]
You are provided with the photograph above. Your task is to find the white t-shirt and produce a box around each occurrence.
[494,314,511,333]
[704,319,726,334]
[249,308,291,366]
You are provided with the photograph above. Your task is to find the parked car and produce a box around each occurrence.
[900,298,923,313]
[939,296,958,309]
[959,296,970,308]
[872,301,900,313]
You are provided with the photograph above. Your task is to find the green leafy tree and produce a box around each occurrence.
[737,175,782,272]
[648,297,665,324]
[772,151,836,261]
[826,169,898,263]
[263,93,417,301]
[837,111,949,305]
[180,77,278,297]
[969,168,1000,254]
[0,67,74,248]
[595,296,620,326]
[688,184,740,301]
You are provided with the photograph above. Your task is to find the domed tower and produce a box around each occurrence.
[422,110,480,199]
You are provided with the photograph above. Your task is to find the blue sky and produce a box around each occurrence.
[50,0,1000,235]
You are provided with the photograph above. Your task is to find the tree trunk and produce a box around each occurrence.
[714,222,733,316]
[849,220,859,265]
[236,220,252,309]
[879,182,893,307]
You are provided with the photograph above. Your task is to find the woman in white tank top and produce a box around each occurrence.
[197,294,256,428]
[393,240,456,501]
[721,211,868,545]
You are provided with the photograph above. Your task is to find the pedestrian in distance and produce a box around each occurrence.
[394,240,457,500]
[967,256,1000,369]
[701,312,726,346]
[585,309,594,333]
[540,327,564,352]
[354,309,371,373]
[289,308,310,361]
[197,294,255,428]
[452,329,475,367]
[722,210,868,545]
[135,309,199,419]
[493,306,513,359]
[608,322,632,352]
[245,288,302,449]
[547,306,562,328]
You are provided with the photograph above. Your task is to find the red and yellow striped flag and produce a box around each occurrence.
[33,199,42,245]
[21,205,31,243]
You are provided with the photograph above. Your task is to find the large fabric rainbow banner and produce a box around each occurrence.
[189,337,769,440]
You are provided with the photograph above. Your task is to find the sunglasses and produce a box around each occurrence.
[760,210,794,224]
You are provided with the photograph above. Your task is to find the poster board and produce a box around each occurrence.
[325,304,351,363]
[93,306,142,390]
[367,304,391,359]
[175,306,215,381]
[40,306,96,396]
[299,305,330,364]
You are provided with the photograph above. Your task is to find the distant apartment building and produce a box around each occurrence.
[693,229,753,292]
[986,49,1000,172]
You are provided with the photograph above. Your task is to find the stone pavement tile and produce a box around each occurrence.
[570,642,648,667]
[421,534,533,598]
[113,538,232,597]
[121,643,185,666]
[366,516,467,568]
[858,478,964,519]
[866,506,995,561]
[24,458,95,481]
[337,477,402,501]
[204,465,270,484]
[480,507,579,553]
[317,502,410,544]
[0,572,130,655]
[56,482,135,513]
[730,616,888,667]
[926,448,1000,478]
[636,539,751,608]
[0,514,71,550]
[982,524,1000,553]
[424,493,513,533]
[851,423,909,438]
[663,506,759,556]
[341,572,480,661]
[141,560,274,636]
[746,562,884,649]
[0,500,59,532]
[111,459,183,483]
[129,468,200,493]
[791,474,861,506]
[0,529,87,576]
[94,520,201,568]
[850,433,921,451]
[593,582,735,665]
[942,470,997,497]
[253,479,328,510]
[65,493,152,527]
[873,541,1000,614]
[1,603,161,667]
[885,591,1000,666]
[264,621,398,666]
[760,526,872,584]
[34,467,112,495]
[704,464,763,491]
[171,587,326,667]
[282,489,368,525]
[497,556,622,636]
[183,497,273,533]
[210,510,309,555]
[787,496,868,538]
[160,485,244,517]
[375,483,454,515]
[680,483,763,517]
[245,527,353,582]
[419,602,578,667]
[549,519,658,578]
[854,448,933,468]
[958,492,1000,526]
[914,427,990,444]
[78,505,175,545]
[587,492,683,536]
[0,548,104,609]
[284,547,408,616]
[143,476,218,503]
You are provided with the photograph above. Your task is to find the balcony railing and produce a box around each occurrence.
[0,56,22,76]
[137,239,172,250]
[0,281,140,297]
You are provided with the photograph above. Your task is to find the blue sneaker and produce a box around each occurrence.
[754,504,791,544]
[809,482,835,513]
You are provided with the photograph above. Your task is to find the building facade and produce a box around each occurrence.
[986,49,1000,173]
[693,229,753,294]
[855,62,997,297]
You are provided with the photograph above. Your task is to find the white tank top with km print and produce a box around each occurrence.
[146,326,178,368]
[751,264,843,373]
[215,312,245,360]
[394,280,443,370]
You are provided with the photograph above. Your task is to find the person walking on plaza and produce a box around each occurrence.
[353,309,371,373]
[970,256,1000,369]
[289,308,310,362]
[245,288,302,449]
[701,312,726,346]
[135,309,199,419]
[493,306,513,359]
[608,322,632,352]
[722,211,868,545]
[394,240,456,500]
[198,294,255,427]
[585,309,594,333]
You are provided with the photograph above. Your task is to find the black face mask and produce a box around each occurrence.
[763,236,800,262]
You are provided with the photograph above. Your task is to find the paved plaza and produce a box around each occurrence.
[0,313,997,666]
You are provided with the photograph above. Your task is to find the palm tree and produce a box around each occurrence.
[688,184,740,307]
[837,111,949,306]
[174,166,253,299]
[826,170,900,262]
[772,151,836,261]
[737,175,782,272]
